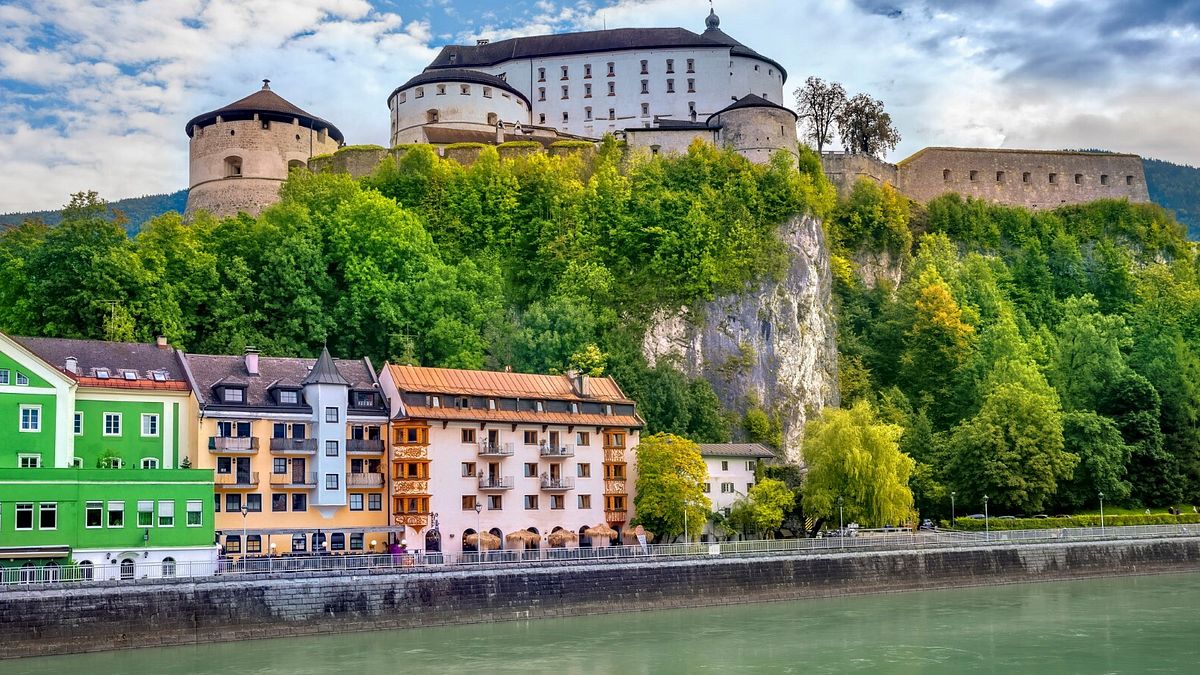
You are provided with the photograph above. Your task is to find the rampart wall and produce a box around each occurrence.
[2,536,1196,659]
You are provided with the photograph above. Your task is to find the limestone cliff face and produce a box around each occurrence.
[642,214,839,463]
[852,248,904,290]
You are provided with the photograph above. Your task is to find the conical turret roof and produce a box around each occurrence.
[303,346,349,386]
[185,80,344,142]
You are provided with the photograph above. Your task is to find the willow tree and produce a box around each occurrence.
[633,433,712,541]
[801,401,916,529]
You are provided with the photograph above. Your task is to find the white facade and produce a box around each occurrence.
[71,545,219,581]
[703,455,761,514]
[390,77,530,146]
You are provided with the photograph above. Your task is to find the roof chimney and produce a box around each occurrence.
[65,356,78,375]
[476,38,490,45]
[244,346,260,376]
[155,336,169,349]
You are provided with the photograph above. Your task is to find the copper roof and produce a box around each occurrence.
[402,404,641,428]
[185,81,345,142]
[386,364,632,402]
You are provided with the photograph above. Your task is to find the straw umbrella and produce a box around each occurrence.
[506,529,542,549]
[584,523,617,546]
[622,527,653,544]
[464,531,500,550]
[548,529,578,547]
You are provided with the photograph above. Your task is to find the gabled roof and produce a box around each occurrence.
[303,347,350,386]
[698,443,776,458]
[385,364,633,403]
[185,81,344,143]
[388,69,529,106]
[14,336,190,391]
[183,352,380,410]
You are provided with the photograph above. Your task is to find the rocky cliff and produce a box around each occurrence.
[643,214,839,463]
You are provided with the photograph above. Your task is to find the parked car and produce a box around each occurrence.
[966,514,986,519]
[998,515,1017,520]
[919,519,936,531]
[1032,514,1050,519]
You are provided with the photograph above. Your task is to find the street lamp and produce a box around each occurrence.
[950,491,956,528]
[474,502,483,563]
[983,495,989,540]
[1099,491,1105,534]
[837,496,845,549]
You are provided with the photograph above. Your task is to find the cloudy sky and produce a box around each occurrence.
[1,0,1198,213]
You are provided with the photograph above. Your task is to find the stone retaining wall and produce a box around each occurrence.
[3,537,1198,660]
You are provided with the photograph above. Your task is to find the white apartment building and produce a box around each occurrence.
[699,443,775,514]
[378,365,642,556]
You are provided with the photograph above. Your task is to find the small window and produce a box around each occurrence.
[86,501,104,528]
[576,431,589,446]
[666,79,674,93]
[369,493,382,511]
[141,458,159,469]
[538,87,546,101]
[18,454,41,468]
[279,390,298,404]
[0,369,8,384]
[70,457,82,468]
[158,500,174,527]
[969,170,978,182]
[665,58,674,73]
[1101,174,1110,185]
[224,156,242,177]
[525,495,539,510]
[687,78,695,93]
[103,412,122,436]
[585,106,592,121]
[273,458,287,474]
[292,493,307,512]
[292,533,307,552]
[538,113,546,124]
[152,371,168,382]
[460,84,470,95]
[550,495,564,510]
[640,60,648,74]
[538,67,546,81]
[95,368,109,380]
[15,503,33,530]
[1126,175,1134,185]
[608,108,615,120]
[487,495,502,510]
[754,64,760,71]
[640,79,649,94]
[223,388,243,403]
[524,430,538,445]
[350,533,364,550]
[686,58,695,73]
[1023,172,1031,183]
[186,500,203,526]
[487,112,498,126]
[462,495,478,510]
[607,62,615,76]
[15,372,27,385]
[524,462,538,477]
[122,370,137,380]
[461,428,476,444]
[430,396,440,408]
[261,119,270,130]
[1074,173,1083,185]
[39,502,56,529]
[562,111,568,123]
[245,535,262,553]
[1049,173,1058,184]
[641,102,649,116]
[570,402,579,414]
[141,413,159,437]
[355,392,375,408]
[578,494,591,509]
[721,460,729,471]
[325,440,339,456]
[561,85,569,99]
[702,482,711,493]
[137,500,154,527]
[436,84,445,95]
[943,169,951,181]
[482,86,491,98]
[325,407,339,423]
[326,473,339,490]
[561,65,568,79]
[426,109,439,124]
[577,463,591,478]
[350,493,364,511]
[607,81,615,96]
[584,83,592,98]
[457,396,470,409]
[225,535,241,553]
[488,399,496,410]
[415,86,424,98]
[19,405,40,432]
[330,533,345,551]
[584,63,592,78]
[996,171,1005,182]
[272,494,287,512]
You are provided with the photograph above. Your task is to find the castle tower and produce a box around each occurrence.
[709,94,799,163]
[184,80,344,219]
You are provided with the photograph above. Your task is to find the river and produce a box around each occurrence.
[8,572,1199,673]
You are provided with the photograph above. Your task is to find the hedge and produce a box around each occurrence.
[497,140,543,149]
[336,144,386,153]
[944,513,1200,531]
[443,142,488,150]
[549,140,595,149]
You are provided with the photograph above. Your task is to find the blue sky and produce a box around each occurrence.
[0,0,1198,212]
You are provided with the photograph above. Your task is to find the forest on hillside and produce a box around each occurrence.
[2,140,1197,517]
[0,190,188,234]
[1144,158,1200,238]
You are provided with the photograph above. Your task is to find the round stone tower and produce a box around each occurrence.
[184,80,344,219]
[708,94,799,164]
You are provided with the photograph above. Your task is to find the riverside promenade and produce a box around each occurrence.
[2,526,1198,659]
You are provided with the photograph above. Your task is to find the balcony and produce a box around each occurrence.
[540,444,575,458]
[479,476,514,490]
[269,438,317,454]
[540,476,575,491]
[215,472,258,488]
[347,439,385,454]
[208,437,258,453]
[347,472,384,488]
[605,509,628,523]
[477,441,514,457]
[269,472,317,488]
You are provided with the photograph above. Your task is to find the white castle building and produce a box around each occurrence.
[387,9,798,161]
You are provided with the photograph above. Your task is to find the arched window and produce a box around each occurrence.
[426,109,439,124]
[141,458,159,469]
[78,560,94,581]
[224,156,243,178]
[19,562,35,583]
[330,532,345,551]
[119,558,135,580]
[162,557,176,577]
[44,560,59,582]
[942,169,951,181]
[288,159,305,172]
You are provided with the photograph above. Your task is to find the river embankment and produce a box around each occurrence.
[2,535,1198,660]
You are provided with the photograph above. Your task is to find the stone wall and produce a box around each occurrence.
[821,152,899,196]
[2,537,1197,660]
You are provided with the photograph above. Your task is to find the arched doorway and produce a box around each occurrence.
[78,560,94,581]
[578,526,592,549]
[119,558,135,580]
[162,557,177,578]
[425,528,442,553]
[44,560,59,582]
[524,527,541,560]
[463,528,478,556]
[19,562,35,583]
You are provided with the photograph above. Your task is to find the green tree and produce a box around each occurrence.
[739,478,796,538]
[1049,295,1132,412]
[1055,411,1132,510]
[801,401,916,527]
[633,433,712,542]
[900,267,975,425]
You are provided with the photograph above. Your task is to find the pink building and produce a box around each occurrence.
[378,365,643,557]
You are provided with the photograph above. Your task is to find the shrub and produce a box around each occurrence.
[944,513,1200,530]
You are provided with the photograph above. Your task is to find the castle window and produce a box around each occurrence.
[1074,173,1083,185]
[687,78,695,93]
[295,133,301,141]
[689,101,697,122]
[1126,175,1134,185]
[1101,174,1110,185]
[969,170,978,182]
[641,80,649,94]
[261,119,270,130]
[608,108,615,120]
[686,58,695,73]
[1048,173,1058,184]
[640,60,648,75]
[561,85,569,99]
[666,79,674,93]
[317,128,326,143]
[769,68,774,76]
[487,112,498,126]
[483,87,492,98]
[1023,172,1031,183]
[641,102,649,117]
[460,84,470,95]
[606,62,615,77]
[650,144,660,156]
[229,129,235,136]
[561,65,569,79]
[666,59,674,73]
[224,156,242,178]
[415,87,423,98]
[436,85,445,95]
[426,109,439,123]
[942,169,951,181]
[584,63,592,78]
[584,83,592,98]
[585,106,592,121]
[608,81,615,96]
[754,64,760,71]
[539,113,546,124]
[996,171,1005,182]
[538,87,546,101]
[538,67,546,82]
[398,92,406,103]
[562,111,569,123]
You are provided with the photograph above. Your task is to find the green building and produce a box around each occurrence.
[0,333,217,578]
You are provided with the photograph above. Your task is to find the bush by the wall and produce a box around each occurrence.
[943,513,1200,530]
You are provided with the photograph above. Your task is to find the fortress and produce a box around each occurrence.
[183,9,1150,219]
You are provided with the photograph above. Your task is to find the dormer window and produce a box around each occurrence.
[431,396,441,408]
[604,404,613,416]
[535,401,544,413]
[122,370,137,380]
[488,399,496,410]
[571,402,579,414]
[456,397,470,409]
[151,371,168,382]
[279,390,299,405]
[95,368,110,379]
[355,392,376,408]
[223,388,244,403]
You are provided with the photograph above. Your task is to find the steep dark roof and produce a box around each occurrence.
[708,94,797,123]
[624,120,716,132]
[425,23,784,80]
[183,352,381,411]
[388,69,529,106]
[303,347,349,386]
[697,443,776,458]
[185,81,344,143]
[15,336,187,387]
[700,11,788,82]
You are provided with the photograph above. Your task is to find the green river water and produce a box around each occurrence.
[9,572,1200,674]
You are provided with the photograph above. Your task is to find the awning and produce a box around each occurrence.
[0,546,71,560]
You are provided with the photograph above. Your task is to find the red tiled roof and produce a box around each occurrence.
[74,377,190,391]
[386,364,632,403]
[401,404,642,428]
